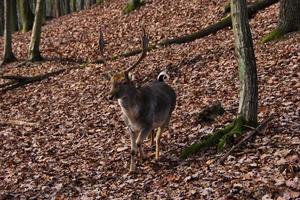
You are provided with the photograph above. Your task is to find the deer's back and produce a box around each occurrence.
[139,81,176,127]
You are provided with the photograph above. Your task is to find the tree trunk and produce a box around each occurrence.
[53,0,61,17]
[262,0,300,43]
[2,0,16,64]
[89,0,96,6]
[71,0,77,12]
[11,0,19,32]
[18,0,35,32]
[65,0,71,14]
[0,1,4,36]
[28,0,44,61]
[79,0,85,10]
[279,0,300,32]
[231,0,258,125]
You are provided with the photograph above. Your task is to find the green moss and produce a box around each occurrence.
[123,0,145,14]
[217,116,245,152]
[261,27,284,43]
[111,55,118,61]
[179,116,250,159]
[180,123,234,159]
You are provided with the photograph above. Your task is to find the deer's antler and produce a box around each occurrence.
[125,27,149,74]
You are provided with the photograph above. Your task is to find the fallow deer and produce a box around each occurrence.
[100,28,176,173]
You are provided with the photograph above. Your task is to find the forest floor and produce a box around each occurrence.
[0,0,299,199]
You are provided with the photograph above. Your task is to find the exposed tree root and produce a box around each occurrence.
[261,27,285,43]
[181,114,275,160]
[180,116,246,159]
[219,114,274,164]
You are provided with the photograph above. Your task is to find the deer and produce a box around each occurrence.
[99,28,176,173]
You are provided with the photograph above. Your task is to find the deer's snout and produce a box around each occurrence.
[108,88,119,101]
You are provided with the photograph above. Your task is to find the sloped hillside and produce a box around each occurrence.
[0,0,299,199]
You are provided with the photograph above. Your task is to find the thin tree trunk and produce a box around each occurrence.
[79,0,85,10]
[231,0,258,125]
[0,1,4,36]
[11,0,19,32]
[2,0,16,64]
[53,0,61,17]
[18,0,35,32]
[65,0,71,14]
[28,0,44,61]
[71,0,77,12]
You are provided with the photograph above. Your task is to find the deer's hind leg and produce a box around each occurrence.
[136,126,152,160]
[155,127,163,160]
[155,116,172,160]
[129,129,138,173]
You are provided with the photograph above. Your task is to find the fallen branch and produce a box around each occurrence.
[219,114,275,164]
[0,119,38,126]
[159,0,279,46]
[0,65,86,92]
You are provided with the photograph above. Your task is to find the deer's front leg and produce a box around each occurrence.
[129,129,138,173]
[136,126,152,160]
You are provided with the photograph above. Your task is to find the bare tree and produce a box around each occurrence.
[28,0,44,61]
[65,0,71,14]
[2,0,16,64]
[79,0,85,10]
[71,0,77,12]
[18,0,35,32]
[180,0,259,159]
[11,0,19,32]
[0,1,4,36]
[262,0,300,42]
[53,0,62,17]
[231,0,258,125]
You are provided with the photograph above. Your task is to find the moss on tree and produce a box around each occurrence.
[180,116,247,159]
[261,27,284,43]
[123,0,145,14]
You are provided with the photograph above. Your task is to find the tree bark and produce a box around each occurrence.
[262,0,300,42]
[11,0,19,32]
[79,0,85,10]
[53,0,62,17]
[2,0,16,64]
[28,0,44,61]
[0,1,4,36]
[71,0,77,12]
[231,0,258,125]
[18,0,35,32]
[65,0,71,14]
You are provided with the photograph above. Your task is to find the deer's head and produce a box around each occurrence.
[99,28,149,100]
